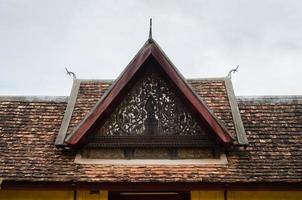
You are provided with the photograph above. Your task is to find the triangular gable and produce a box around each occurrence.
[65,38,234,145]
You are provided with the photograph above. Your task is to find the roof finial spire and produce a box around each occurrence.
[148,18,152,40]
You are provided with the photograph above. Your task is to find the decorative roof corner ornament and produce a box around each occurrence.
[148,18,152,40]
[65,67,77,79]
[227,65,239,79]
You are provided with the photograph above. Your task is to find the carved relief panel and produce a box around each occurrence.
[83,66,220,160]
[96,71,205,137]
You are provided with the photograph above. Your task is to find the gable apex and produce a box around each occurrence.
[64,38,234,145]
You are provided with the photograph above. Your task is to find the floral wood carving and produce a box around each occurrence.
[97,70,205,136]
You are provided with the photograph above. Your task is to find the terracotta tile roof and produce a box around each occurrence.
[65,79,237,141]
[0,91,301,183]
[66,80,112,137]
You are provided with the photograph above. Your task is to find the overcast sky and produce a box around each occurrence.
[1,0,301,96]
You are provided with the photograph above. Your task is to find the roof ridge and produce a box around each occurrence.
[0,96,68,102]
[187,77,226,81]
[76,79,114,82]
[237,95,302,104]
[76,77,227,82]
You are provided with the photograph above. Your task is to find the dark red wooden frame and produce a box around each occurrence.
[108,191,190,200]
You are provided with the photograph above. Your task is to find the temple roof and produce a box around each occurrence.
[0,94,301,184]
[0,34,301,187]
[56,77,247,148]
[61,39,237,146]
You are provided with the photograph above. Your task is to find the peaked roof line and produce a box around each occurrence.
[65,38,234,145]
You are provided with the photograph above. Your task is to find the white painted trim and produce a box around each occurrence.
[74,152,228,165]
[225,77,248,145]
[0,96,68,102]
[237,95,302,104]
[55,80,81,146]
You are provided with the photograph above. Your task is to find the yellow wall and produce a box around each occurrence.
[0,190,73,200]
[228,191,302,200]
[191,190,302,200]
[0,190,108,200]
[191,191,224,200]
[77,190,108,200]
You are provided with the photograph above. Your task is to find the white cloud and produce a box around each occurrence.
[0,0,301,96]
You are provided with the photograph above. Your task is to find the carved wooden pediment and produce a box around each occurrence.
[97,69,204,137]
[82,58,221,161]
[65,39,233,149]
